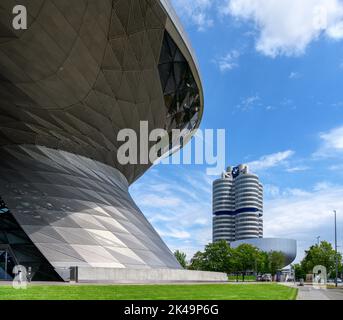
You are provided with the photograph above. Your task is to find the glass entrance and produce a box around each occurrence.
[0,247,16,280]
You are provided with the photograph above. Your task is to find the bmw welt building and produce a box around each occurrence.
[0,0,226,282]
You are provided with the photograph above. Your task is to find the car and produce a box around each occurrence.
[256,275,263,282]
[262,274,272,282]
[298,279,304,286]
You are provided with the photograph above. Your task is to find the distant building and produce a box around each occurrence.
[213,164,263,242]
[212,165,297,268]
[230,238,297,267]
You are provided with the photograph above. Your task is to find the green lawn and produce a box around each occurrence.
[0,284,298,300]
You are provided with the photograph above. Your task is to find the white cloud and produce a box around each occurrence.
[329,163,343,170]
[284,188,312,197]
[138,194,182,208]
[285,166,310,173]
[264,184,343,261]
[235,94,260,111]
[221,0,343,57]
[313,181,337,191]
[213,50,240,72]
[327,20,343,38]
[289,72,302,79]
[172,0,214,31]
[248,150,295,172]
[314,125,343,157]
[171,0,343,57]
[130,167,213,256]
[156,228,191,240]
[264,184,281,198]
[265,185,314,199]
[234,95,277,112]
[265,105,275,111]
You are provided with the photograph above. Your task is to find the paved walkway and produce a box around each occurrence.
[283,283,343,300]
[297,286,330,300]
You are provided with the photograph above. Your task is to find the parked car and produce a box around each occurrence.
[261,274,272,282]
[298,279,304,286]
[328,278,342,283]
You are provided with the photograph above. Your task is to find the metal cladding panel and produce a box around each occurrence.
[0,0,202,281]
[0,0,203,185]
[0,145,181,281]
[231,238,297,267]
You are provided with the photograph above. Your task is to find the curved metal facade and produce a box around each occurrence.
[231,238,297,267]
[0,0,203,184]
[0,145,180,281]
[0,0,203,280]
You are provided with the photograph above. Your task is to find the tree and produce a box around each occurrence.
[188,251,205,271]
[301,241,342,277]
[293,263,306,281]
[256,251,270,275]
[268,251,286,280]
[233,244,261,281]
[174,250,187,269]
[188,241,290,282]
[189,240,233,273]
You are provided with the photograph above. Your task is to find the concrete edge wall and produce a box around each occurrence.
[76,268,228,283]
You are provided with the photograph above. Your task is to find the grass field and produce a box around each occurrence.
[0,284,298,300]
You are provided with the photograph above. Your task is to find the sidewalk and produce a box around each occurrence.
[296,285,330,300]
[282,283,343,300]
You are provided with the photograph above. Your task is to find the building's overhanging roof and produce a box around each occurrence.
[159,0,204,138]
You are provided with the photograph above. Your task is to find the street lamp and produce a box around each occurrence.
[334,210,338,288]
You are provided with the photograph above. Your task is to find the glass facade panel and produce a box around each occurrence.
[0,197,61,281]
[0,248,16,280]
[158,31,200,136]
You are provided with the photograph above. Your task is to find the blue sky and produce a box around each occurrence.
[131,0,343,262]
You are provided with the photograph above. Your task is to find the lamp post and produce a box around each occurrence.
[316,236,320,246]
[4,250,8,281]
[334,210,338,288]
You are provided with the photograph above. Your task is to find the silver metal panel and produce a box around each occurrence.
[0,145,181,281]
[231,238,297,267]
[0,0,203,281]
[0,0,204,184]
